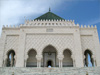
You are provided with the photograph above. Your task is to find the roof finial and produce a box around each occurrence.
[49,7,51,12]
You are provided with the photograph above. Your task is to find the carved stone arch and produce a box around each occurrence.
[41,44,58,55]
[42,44,58,67]
[62,48,73,55]
[5,49,16,67]
[84,48,94,55]
[84,49,93,57]
[27,48,37,55]
[26,48,37,61]
[63,48,73,67]
[84,49,95,67]
[26,48,37,67]
[6,49,16,55]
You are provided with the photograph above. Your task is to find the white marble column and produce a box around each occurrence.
[25,55,29,67]
[37,61,39,67]
[38,61,41,68]
[57,54,64,68]
[36,55,42,68]
[37,60,41,67]
[11,53,13,67]
[59,60,61,68]
[61,60,63,67]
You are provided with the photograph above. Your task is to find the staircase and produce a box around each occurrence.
[0,67,100,75]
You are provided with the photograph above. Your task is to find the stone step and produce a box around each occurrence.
[0,67,100,75]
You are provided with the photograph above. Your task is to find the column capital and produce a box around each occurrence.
[36,55,42,61]
[57,54,64,61]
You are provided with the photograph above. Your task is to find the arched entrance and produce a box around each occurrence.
[42,45,57,67]
[84,50,94,67]
[26,49,37,67]
[63,49,73,67]
[6,50,15,67]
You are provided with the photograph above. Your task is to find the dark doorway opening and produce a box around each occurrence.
[47,60,52,67]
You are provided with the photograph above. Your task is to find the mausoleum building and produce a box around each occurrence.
[0,10,100,68]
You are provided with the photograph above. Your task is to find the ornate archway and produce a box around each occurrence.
[42,45,57,67]
[84,49,94,67]
[63,49,73,67]
[26,49,37,67]
[6,50,15,67]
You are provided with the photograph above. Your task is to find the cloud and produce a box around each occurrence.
[0,0,64,36]
[0,0,62,25]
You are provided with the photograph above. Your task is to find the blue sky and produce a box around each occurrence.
[0,0,100,42]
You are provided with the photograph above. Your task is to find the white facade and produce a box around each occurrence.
[0,16,100,68]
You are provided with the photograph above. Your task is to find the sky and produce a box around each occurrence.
[0,0,100,41]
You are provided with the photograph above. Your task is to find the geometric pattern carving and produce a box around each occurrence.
[81,35,95,54]
[5,35,19,53]
[25,34,74,54]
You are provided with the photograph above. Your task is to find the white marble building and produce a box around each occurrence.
[0,10,100,68]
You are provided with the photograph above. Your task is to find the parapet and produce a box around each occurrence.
[2,20,97,29]
[80,25,97,29]
[2,25,20,29]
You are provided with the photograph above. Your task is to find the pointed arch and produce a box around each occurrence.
[42,44,58,67]
[42,44,58,54]
[6,49,16,67]
[62,48,72,55]
[26,48,37,67]
[84,49,94,67]
[63,49,73,67]
[27,48,37,55]
[84,49,93,57]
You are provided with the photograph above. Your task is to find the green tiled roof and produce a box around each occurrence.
[34,11,65,20]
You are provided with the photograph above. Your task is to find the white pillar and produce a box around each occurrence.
[61,60,62,68]
[59,60,61,68]
[39,61,41,67]
[37,60,41,68]
[37,61,39,67]
[11,53,13,67]
[57,54,64,68]
[36,55,42,68]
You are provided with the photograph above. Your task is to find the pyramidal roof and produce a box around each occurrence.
[34,9,65,20]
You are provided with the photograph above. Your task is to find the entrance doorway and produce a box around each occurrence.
[47,60,52,67]
[42,45,57,67]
